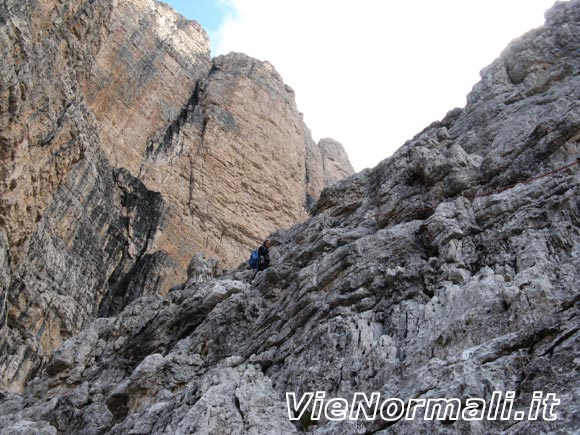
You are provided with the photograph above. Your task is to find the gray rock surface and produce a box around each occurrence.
[1,0,580,434]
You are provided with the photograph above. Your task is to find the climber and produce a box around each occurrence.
[249,239,272,282]
[257,239,272,271]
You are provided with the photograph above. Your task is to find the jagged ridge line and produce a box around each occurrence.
[375,158,580,221]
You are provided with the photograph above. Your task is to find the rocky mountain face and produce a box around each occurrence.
[0,0,353,394]
[1,1,580,435]
[318,138,355,186]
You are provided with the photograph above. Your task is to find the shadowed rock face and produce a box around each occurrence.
[0,0,578,433]
[0,0,353,393]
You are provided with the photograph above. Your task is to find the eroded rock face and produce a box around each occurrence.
[0,0,353,393]
[0,0,578,434]
[81,0,211,176]
[318,137,355,185]
[137,52,327,268]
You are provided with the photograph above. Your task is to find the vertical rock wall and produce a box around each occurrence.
[139,53,315,267]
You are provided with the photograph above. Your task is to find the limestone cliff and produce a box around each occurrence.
[1,0,578,434]
[0,0,353,394]
[318,137,355,185]
[138,52,318,268]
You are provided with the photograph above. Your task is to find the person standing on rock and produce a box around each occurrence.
[258,239,272,271]
[249,239,272,283]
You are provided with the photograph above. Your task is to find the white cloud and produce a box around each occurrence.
[214,0,558,171]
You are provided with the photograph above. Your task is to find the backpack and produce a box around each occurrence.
[248,248,259,270]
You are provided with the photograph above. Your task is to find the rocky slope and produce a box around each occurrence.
[0,0,353,394]
[2,1,580,435]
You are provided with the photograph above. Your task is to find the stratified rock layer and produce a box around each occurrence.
[0,0,353,393]
[1,0,578,434]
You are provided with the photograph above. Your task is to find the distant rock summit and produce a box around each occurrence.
[318,138,355,185]
[2,0,580,434]
[0,0,353,393]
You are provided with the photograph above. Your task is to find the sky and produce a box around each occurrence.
[164,0,559,171]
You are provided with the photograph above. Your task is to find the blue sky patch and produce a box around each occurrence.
[164,0,227,34]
